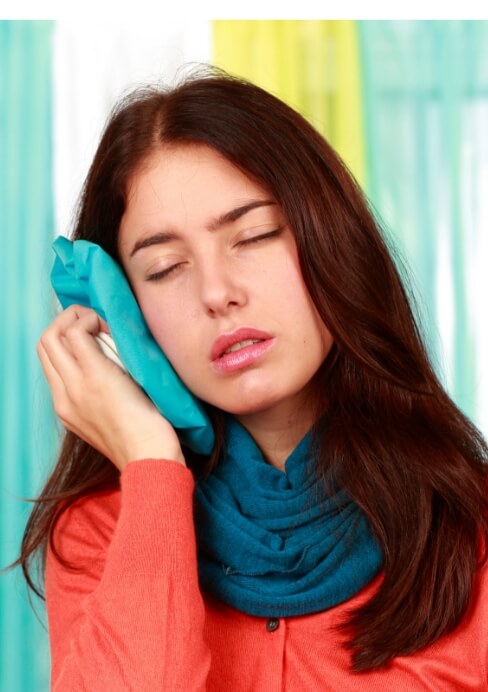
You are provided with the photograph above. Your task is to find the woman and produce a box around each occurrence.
[13,65,488,689]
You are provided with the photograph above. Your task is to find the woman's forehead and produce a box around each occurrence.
[123,148,274,222]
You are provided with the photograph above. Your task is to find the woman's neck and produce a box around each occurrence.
[235,396,320,472]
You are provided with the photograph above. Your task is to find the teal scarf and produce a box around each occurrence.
[194,414,382,617]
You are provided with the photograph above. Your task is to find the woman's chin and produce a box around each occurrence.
[201,394,275,416]
[211,392,301,418]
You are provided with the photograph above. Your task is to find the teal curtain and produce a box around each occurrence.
[358,20,488,424]
[0,21,55,692]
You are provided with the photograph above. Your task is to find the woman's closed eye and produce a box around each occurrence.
[146,262,185,281]
[236,226,284,247]
[145,226,285,282]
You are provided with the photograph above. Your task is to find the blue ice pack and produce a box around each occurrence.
[50,236,215,455]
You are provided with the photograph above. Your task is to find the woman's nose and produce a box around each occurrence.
[197,256,248,317]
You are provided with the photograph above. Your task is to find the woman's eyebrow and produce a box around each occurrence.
[129,199,276,258]
[207,199,276,231]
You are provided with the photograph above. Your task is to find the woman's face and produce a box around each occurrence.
[118,144,333,418]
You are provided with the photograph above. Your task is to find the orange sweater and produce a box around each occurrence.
[45,459,488,691]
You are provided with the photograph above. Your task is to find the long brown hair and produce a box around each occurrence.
[5,63,488,672]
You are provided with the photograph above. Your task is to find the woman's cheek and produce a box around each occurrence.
[141,299,192,363]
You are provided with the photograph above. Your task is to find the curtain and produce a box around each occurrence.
[358,20,488,429]
[0,20,55,692]
[212,20,367,188]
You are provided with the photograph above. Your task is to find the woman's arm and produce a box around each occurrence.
[46,458,211,691]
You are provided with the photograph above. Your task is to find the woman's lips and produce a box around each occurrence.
[210,338,275,374]
[210,326,275,374]
[210,327,273,361]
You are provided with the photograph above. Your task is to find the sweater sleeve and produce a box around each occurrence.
[45,458,211,692]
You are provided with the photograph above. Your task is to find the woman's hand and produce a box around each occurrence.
[37,304,186,472]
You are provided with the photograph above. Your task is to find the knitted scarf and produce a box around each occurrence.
[193,414,382,617]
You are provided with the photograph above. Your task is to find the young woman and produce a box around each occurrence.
[14,65,488,689]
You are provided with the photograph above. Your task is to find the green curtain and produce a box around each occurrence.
[0,20,55,692]
[358,20,488,422]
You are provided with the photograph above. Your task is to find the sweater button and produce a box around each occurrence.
[266,618,280,632]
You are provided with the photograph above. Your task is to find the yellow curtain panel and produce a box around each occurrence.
[212,20,366,190]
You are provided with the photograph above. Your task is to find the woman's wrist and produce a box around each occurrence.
[123,456,187,471]
[117,435,186,471]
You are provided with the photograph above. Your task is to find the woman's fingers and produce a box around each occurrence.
[39,327,80,383]
[47,303,108,333]
[40,305,110,377]
[38,304,120,423]
[37,339,66,396]
[36,340,71,422]
[62,311,115,372]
